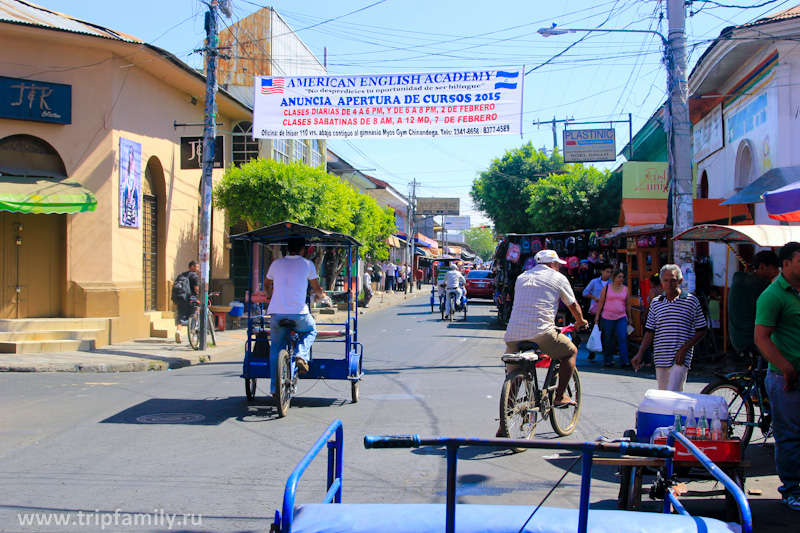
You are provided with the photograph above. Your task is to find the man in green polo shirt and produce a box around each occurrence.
[755,241,800,511]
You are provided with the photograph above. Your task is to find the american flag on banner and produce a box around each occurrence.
[261,78,284,95]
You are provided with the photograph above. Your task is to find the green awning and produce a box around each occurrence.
[0,175,97,214]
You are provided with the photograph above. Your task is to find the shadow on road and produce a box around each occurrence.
[100,396,341,426]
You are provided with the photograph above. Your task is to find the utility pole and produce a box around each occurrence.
[410,179,418,293]
[198,0,221,350]
[667,0,695,287]
[534,117,573,152]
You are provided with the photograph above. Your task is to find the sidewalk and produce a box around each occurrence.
[0,287,422,373]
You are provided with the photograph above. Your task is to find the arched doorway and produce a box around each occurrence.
[735,141,755,190]
[0,135,67,318]
[142,157,166,311]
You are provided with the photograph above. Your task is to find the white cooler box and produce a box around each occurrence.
[636,389,728,442]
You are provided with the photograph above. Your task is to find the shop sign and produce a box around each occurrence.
[180,136,224,169]
[622,162,669,199]
[693,104,723,162]
[0,75,71,124]
[418,197,459,215]
[443,216,470,230]
[563,129,615,162]
[252,69,524,139]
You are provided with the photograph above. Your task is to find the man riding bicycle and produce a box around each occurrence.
[264,237,329,398]
[502,250,588,414]
[441,264,466,318]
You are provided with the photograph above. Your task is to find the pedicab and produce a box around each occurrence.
[230,222,364,415]
[270,420,752,533]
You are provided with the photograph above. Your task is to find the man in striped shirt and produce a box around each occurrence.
[632,264,706,391]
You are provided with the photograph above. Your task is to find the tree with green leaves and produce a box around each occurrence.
[214,158,395,286]
[470,143,565,234]
[461,226,495,260]
[525,165,621,232]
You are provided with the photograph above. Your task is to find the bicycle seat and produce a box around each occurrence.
[517,341,539,352]
[278,318,297,329]
[502,352,539,364]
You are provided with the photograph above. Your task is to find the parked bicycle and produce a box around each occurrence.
[187,292,218,350]
[701,351,771,448]
[498,324,582,451]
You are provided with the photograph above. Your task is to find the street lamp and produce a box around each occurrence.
[536,6,694,280]
[537,24,667,45]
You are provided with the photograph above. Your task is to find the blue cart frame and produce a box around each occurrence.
[273,421,752,533]
[230,222,364,404]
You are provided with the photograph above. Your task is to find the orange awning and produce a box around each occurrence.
[693,198,752,225]
[618,199,667,226]
[618,198,753,227]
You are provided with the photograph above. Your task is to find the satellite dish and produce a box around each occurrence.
[219,0,233,18]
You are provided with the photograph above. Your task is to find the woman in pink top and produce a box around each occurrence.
[595,269,632,367]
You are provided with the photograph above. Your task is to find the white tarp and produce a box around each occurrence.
[252,69,524,139]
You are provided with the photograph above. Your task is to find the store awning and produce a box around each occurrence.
[386,235,402,248]
[414,247,433,257]
[693,198,752,225]
[618,199,667,226]
[674,224,800,248]
[721,166,800,206]
[0,175,97,214]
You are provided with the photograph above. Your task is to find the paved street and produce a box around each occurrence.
[0,293,788,531]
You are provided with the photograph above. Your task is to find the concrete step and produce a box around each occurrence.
[0,329,104,342]
[0,318,108,332]
[150,324,177,339]
[0,338,95,354]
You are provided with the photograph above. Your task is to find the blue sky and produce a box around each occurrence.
[31,0,794,225]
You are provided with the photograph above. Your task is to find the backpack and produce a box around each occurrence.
[588,232,598,248]
[576,234,587,253]
[523,256,537,270]
[544,237,554,250]
[566,236,576,255]
[520,237,531,255]
[567,256,580,271]
[172,273,192,304]
[600,232,611,247]
[554,239,565,256]
[531,239,543,252]
[505,242,521,263]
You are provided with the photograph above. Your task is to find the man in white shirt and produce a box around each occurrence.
[363,267,374,308]
[264,237,328,395]
[504,250,588,408]
[443,264,466,318]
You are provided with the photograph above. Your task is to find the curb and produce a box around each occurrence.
[0,291,424,373]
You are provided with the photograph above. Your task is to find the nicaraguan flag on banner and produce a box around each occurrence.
[495,70,519,90]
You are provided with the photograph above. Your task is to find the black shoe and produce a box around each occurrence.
[587,352,596,360]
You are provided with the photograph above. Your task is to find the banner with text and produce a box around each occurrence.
[252,69,524,139]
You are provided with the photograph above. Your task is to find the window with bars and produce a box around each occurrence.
[294,140,309,164]
[273,138,290,163]
[232,121,259,167]
[311,140,323,167]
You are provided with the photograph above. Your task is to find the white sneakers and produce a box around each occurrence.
[175,328,182,343]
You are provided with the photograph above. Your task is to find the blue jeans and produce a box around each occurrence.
[601,317,629,365]
[766,371,800,497]
[269,313,317,394]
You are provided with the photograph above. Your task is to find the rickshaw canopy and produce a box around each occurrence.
[673,224,800,248]
[230,221,362,247]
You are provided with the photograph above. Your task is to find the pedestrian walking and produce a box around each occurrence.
[362,267,374,308]
[594,269,632,368]
[755,242,800,511]
[631,265,706,391]
[582,263,612,360]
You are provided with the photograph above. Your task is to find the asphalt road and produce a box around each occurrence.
[0,294,774,531]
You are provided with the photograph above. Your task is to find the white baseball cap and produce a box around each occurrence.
[534,249,567,265]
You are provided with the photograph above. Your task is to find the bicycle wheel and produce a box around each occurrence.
[274,349,292,418]
[701,378,754,446]
[548,365,582,436]
[188,314,199,350]
[440,297,445,320]
[463,298,468,320]
[499,369,536,451]
[245,378,257,401]
[351,355,362,404]
[207,314,217,347]
[449,294,455,322]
